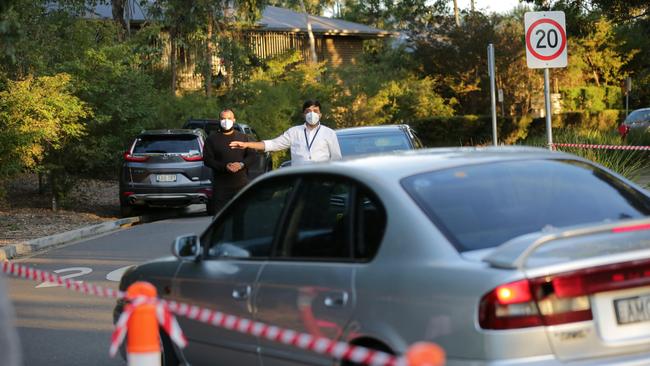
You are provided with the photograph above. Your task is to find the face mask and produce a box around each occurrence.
[305,111,320,126]
[220,119,234,131]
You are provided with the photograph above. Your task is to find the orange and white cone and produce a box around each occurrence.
[406,342,446,366]
[125,282,161,366]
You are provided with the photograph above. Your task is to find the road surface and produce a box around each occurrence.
[6,213,211,366]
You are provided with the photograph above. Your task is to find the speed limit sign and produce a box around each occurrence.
[525,11,567,68]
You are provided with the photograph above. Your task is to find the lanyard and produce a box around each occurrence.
[303,126,321,158]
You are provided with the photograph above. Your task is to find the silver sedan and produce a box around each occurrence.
[116,146,650,365]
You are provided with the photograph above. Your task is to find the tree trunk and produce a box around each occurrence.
[38,172,44,194]
[205,11,214,97]
[299,0,318,64]
[470,0,475,12]
[49,172,57,212]
[111,0,128,37]
[170,32,177,94]
[453,0,460,27]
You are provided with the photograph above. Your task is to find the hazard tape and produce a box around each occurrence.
[1,261,408,366]
[110,297,187,357]
[551,143,650,151]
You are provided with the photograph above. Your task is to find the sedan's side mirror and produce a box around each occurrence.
[172,234,202,261]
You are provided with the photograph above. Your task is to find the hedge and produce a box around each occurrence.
[410,110,625,147]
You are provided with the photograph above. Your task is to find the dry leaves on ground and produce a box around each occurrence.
[0,174,119,246]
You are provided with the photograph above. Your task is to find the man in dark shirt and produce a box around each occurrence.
[203,109,256,215]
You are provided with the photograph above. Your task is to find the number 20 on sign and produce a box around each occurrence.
[525,11,567,69]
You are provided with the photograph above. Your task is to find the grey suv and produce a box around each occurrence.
[119,129,213,217]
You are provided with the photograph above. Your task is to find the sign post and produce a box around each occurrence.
[488,44,497,146]
[525,11,567,149]
[625,76,632,117]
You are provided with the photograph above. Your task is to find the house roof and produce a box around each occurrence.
[257,6,397,37]
[86,4,397,38]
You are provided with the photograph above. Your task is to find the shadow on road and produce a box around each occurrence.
[138,204,210,224]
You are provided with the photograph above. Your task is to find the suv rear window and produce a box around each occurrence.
[133,135,200,154]
[338,132,410,156]
[401,159,650,252]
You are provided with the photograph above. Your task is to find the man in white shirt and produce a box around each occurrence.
[229,100,342,166]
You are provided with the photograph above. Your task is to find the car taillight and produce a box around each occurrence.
[618,124,629,137]
[123,152,149,162]
[480,258,650,330]
[181,154,203,161]
[479,279,544,330]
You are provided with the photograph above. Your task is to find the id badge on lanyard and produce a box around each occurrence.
[304,127,321,160]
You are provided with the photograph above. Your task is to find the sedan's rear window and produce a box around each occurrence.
[338,132,410,156]
[133,135,200,154]
[402,159,650,252]
[624,109,650,124]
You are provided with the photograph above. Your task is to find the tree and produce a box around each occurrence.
[577,18,631,86]
[145,0,267,95]
[0,74,90,209]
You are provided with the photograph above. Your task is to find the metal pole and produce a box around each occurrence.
[488,44,498,146]
[544,68,553,149]
[626,92,629,117]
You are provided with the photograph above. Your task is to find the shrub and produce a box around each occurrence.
[524,129,648,181]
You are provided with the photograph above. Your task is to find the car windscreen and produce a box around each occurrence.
[624,110,650,124]
[337,132,411,156]
[133,135,200,154]
[401,159,650,252]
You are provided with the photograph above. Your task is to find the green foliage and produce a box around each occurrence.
[560,86,621,112]
[0,73,90,178]
[524,128,648,181]
[63,44,162,175]
[6,3,120,78]
[576,18,633,87]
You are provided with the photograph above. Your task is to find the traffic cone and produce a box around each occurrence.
[405,342,446,366]
[126,282,161,366]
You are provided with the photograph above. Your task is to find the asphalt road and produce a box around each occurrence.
[6,210,212,366]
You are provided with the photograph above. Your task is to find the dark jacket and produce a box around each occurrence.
[203,131,257,188]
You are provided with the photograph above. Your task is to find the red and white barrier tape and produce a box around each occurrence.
[160,299,405,366]
[110,298,188,357]
[2,261,407,366]
[551,143,650,151]
[1,261,122,299]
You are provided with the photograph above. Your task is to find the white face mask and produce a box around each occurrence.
[220,119,234,131]
[305,111,320,126]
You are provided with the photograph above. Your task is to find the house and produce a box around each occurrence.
[248,6,396,67]
[88,3,397,91]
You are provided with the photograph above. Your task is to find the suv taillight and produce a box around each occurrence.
[123,152,149,162]
[181,154,203,161]
[480,258,650,330]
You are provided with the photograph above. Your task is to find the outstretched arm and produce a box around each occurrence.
[230,141,265,151]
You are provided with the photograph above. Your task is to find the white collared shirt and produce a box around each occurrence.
[263,124,342,166]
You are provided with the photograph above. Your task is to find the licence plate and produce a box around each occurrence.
[614,293,650,325]
[156,174,177,182]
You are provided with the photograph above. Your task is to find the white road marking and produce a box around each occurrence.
[36,267,93,288]
[106,265,132,282]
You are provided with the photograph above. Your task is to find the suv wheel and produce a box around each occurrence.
[206,200,216,216]
[120,202,136,218]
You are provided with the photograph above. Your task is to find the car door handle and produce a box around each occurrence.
[324,292,348,307]
[232,285,251,301]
